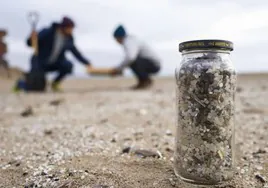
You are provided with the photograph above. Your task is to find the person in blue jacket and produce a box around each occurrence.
[26,16,92,91]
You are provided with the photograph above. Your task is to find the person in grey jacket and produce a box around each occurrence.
[110,25,161,89]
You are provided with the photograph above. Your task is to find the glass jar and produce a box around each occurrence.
[174,40,236,185]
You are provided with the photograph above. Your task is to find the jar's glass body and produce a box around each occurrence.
[174,50,236,185]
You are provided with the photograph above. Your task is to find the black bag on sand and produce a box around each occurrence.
[25,55,47,92]
[25,71,46,91]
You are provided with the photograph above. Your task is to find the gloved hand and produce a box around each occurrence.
[109,68,122,77]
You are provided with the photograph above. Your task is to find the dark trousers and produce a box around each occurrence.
[130,57,160,81]
[31,57,73,83]
[44,60,73,83]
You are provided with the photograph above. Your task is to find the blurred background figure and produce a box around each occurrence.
[110,25,161,90]
[25,16,92,92]
[0,29,10,78]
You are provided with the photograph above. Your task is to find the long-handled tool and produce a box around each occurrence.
[28,12,39,56]
[25,11,46,91]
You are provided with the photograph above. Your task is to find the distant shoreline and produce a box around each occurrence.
[66,72,268,80]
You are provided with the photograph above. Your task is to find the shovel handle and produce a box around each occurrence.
[27,11,39,55]
[27,11,39,31]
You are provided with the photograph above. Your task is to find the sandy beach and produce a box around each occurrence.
[0,75,267,188]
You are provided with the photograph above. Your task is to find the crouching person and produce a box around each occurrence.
[14,16,92,92]
[110,25,161,90]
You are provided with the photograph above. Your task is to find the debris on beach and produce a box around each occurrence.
[110,137,117,143]
[20,106,33,117]
[165,129,172,136]
[255,174,266,183]
[99,118,108,124]
[134,149,161,158]
[92,185,109,188]
[123,137,132,141]
[252,149,266,156]
[50,98,64,106]
[24,182,35,188]
[121,146,161,158]
[165,147,173,152]
[8,160,20,166]
[122,147,131,154]
[44,130,53,135]
[56,180,74,188]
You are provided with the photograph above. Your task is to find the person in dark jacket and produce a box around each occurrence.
[27,16,92,91]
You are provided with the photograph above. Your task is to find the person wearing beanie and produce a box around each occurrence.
[26,16,92,92]
[110,25,161,89]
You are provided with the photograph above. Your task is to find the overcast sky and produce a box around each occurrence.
[1,0,268,76]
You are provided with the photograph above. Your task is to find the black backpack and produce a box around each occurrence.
[25,71,46,91]
[25,55,46,92]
